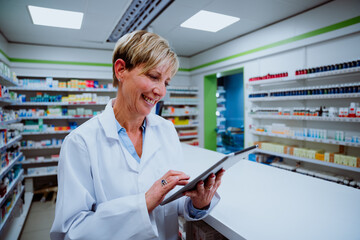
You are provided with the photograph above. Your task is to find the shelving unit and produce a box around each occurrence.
[0,67,27,237]
[159,87,199,146]
[216,88,227,153]
[5,76,116,194]
[248,65,360,180]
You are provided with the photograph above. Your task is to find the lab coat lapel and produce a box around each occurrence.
[141,114,161,165]
[99,99,139,173]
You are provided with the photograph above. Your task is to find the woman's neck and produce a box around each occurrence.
[113,97,144,133]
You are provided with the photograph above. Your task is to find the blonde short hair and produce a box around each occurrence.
[112,30,179,87]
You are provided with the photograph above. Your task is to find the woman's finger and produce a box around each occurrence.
[204,173,215,190]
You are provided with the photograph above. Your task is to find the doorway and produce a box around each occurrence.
[204,67,244,153]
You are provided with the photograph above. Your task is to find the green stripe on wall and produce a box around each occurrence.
[0,16,359,71]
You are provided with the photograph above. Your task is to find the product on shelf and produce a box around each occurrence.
[27,166,57,176]
[249,102,360,118]
[295,59,360,75]
[251,123,360,143]
[249,82,360,98]
[19,78,114,89]
[254,141,360,168]
[20,138,63,148]
[0,62,19,84]
[249,72,288,82]
[16,92,110,104]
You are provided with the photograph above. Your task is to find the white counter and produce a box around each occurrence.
[181,144,360,240]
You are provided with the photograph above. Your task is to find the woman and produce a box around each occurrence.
[50,30,224,240]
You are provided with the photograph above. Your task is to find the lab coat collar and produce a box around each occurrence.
[98,99,119,141]
[99,99,162,140]
[99,99,163,166]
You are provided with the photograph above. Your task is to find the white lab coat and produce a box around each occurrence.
[50,99,220,240]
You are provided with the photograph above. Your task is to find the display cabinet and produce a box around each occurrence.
[248,64,360,182]
[159,86,199,146]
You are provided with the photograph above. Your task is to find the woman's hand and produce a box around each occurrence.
[146,170,190,213]
[184,169,225,209]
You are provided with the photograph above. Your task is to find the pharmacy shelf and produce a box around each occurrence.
[0,186,25,234]
[167,90,198,95]
[174,124,199,129]
[0,119,21,126]
[0,75,19,87]
[0,97,16,104]
[249,93,360,102]
[8,86,117,93]
[217,107,226,112]
[179,135,198,140]
[162,113,198,117]
[0,135,22,151]
[256,149,360,173]
[21,130,71,136]
[2,192,33,240]
[251,130,360,147]
[250,115,360,122]
[19,115,92,120]
[0,153,23,179]
[21,146,61,150]
[21,158,59,165]
[248,67,360,86]
[163,101,198,106]
[11,102,107,106]
[24,172,57,178]
[0,169,24,207]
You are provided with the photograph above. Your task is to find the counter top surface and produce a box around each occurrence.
[181,144,360,240]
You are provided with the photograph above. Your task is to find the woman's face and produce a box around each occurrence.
[120,63,171,117]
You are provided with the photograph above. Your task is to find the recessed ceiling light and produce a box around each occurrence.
[180,10,239,32]
[28,5,83,29]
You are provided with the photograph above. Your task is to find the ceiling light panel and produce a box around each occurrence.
[181,10,240,32]
[28,5,83,29]
[107,0,174,42]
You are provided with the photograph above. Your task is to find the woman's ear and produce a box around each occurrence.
[114,59,126,82]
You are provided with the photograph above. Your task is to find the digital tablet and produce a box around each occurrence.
[160,144,258,205]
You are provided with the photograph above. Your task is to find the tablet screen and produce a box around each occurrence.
[160,144,258,205]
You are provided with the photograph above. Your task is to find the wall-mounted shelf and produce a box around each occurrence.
[0,153,23,179]
[11,102,107,106]
[0,119,21,127]
[19,116,92,120]
[256,149,360,173]
[251,130,360,147]
[174,124,199,129]
[0,75,19,87]
[21,130,71,136]
[20,146,61,150]
[250,115,360,122]
[21,158,59,165]
[8,86,117,93]
[0,169,24,207]
[249,93,360,102]
[0,135,22,151]
[248,67,360,86]
[24,172,57,178]
[0,186,25,234]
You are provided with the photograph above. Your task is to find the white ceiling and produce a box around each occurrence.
[0,0,331,57]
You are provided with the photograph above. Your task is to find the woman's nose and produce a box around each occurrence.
[153,83,166,97]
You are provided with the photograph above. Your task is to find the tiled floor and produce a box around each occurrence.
[20,201,56,240]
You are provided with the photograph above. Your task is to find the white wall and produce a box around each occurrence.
[188,0,360,148]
